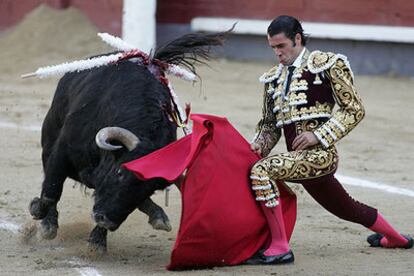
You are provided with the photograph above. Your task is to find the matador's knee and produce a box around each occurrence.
[250,160,280,208]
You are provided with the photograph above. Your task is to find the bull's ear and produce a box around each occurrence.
[96,127,140,151]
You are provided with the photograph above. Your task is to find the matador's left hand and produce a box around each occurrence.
[292,131,319,151]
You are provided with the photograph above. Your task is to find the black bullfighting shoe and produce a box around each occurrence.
[244,250,294,265]
[367,233,413,249]
[244,250,265,265]
[259,250,294,265]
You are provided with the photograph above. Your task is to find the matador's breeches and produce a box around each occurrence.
[250,147,338,207]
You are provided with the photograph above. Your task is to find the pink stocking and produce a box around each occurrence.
[261,202,291,256]
[369,213,409,248]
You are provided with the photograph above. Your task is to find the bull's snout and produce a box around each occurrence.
[92,212,119,231]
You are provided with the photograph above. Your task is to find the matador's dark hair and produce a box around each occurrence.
[267,15,308,46]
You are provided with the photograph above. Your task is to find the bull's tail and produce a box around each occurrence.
[153,26,234,76]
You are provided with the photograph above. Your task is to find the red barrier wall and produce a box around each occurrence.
[156,0,414,27]
[1,0,413,34]
[70,0,122,36]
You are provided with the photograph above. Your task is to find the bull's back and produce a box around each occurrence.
[41,61,175,170]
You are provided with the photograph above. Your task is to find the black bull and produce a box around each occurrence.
[29,31,227,251]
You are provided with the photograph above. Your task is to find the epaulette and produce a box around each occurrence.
[259,64,283,84]
[308,50,354,78]
[307,50,338,74]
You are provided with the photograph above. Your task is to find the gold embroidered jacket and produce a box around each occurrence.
[253,49,365,155]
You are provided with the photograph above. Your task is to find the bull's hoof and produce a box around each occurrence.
[39,207,58,240]
[149,213,172,232]
[39,222,58,240]
[87,241,107,255]
[29,197,50,220]
[88,226,107,254]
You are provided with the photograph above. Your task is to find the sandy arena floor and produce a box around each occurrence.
[0,5,413,276]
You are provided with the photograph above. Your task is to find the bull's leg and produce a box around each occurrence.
[29,143,70,239]
[137,198,171,232]
[88,225,108,252]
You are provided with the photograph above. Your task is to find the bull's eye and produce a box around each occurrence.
[116,168,123,178]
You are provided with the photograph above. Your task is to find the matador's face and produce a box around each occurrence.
[267,32,303,66]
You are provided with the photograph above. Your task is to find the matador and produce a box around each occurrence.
[246,15,413,265]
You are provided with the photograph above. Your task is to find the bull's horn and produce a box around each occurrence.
[95,127,140,151]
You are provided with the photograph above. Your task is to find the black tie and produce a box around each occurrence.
[285,66,295,95]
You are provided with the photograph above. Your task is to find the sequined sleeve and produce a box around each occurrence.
[252,84,282,156]
[313,58,365,148]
